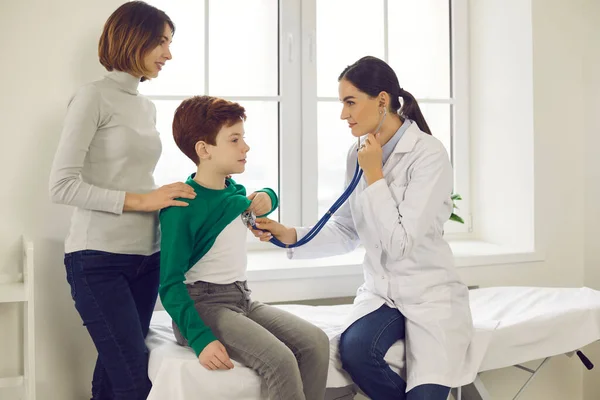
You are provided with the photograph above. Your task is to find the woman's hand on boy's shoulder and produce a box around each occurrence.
[125,182,196,212]
[247,192,271,216]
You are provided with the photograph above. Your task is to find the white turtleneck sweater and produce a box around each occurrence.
[49,71,162,255]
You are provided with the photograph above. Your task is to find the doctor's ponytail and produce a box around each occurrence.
[397,89,432,135]
[339,56,432,136]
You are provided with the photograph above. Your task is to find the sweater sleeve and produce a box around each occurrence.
[255,188,279,217]
[48,85,126,214]
[159,205,218,356]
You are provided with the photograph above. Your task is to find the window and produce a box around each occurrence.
[143,0,281,225]
[141,0,471,245]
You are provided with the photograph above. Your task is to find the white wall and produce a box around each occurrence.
[0,0,598,399]
[464,0,591,398]
[583,0,600,399]
[470,0,535,251]
[0,1,126,399]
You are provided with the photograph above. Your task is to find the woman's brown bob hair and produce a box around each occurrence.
[98,1,174,81]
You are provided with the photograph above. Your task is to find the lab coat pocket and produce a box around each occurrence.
[411,285,453,321]
[391,272,453,321]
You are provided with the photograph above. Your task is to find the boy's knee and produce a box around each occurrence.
[269,345,299,373]
[300,326,330,362]
[314,328,330,359]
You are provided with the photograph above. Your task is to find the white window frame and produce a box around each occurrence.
[145,0,472,250]
[448,0,472,236]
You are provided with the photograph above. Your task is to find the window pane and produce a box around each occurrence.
[153,100,279,221]
[317,101,356,217]
[388,0,450,99]
[418,103,452,161]
[236,101,279,223]
[317,0,385,98]
[209,0,278,96]
[138,0,205,96]
[154,100,196,185]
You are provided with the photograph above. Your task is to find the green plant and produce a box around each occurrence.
[449,193,464,224]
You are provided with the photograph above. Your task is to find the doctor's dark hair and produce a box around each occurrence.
[338,56,432,135]
[173,96,246,165]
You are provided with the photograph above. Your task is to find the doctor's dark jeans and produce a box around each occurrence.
[64,250,160,400]
[339,304,451,400]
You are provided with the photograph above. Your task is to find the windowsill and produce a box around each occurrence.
[246,240,544,282]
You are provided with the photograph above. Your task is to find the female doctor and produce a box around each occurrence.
[251,56,474,400]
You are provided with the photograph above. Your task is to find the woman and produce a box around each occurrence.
[252,56,474,400]
[48,2,193,399]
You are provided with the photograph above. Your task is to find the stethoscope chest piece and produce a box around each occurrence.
[241,210,256,227]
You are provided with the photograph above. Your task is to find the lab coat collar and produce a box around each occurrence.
[392,121,423,154]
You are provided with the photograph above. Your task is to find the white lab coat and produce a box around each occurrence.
[290,122,474,391]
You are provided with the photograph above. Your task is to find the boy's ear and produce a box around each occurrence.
[195,141,212,161]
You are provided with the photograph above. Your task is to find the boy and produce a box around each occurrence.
[159,95,330,400]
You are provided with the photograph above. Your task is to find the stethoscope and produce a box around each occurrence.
[242,107,388,249]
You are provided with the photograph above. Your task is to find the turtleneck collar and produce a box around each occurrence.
[106,70,140,95]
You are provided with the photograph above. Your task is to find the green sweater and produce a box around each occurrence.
[159,174,278,356]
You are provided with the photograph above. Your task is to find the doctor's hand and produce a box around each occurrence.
[247,192,272,216]
[358,133,384,185]
[250,217,298,244]
[199,340,234,371]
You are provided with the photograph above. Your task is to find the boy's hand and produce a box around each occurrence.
[199,340,234,370]
[247,192,271,216]
[250,218,297,244]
